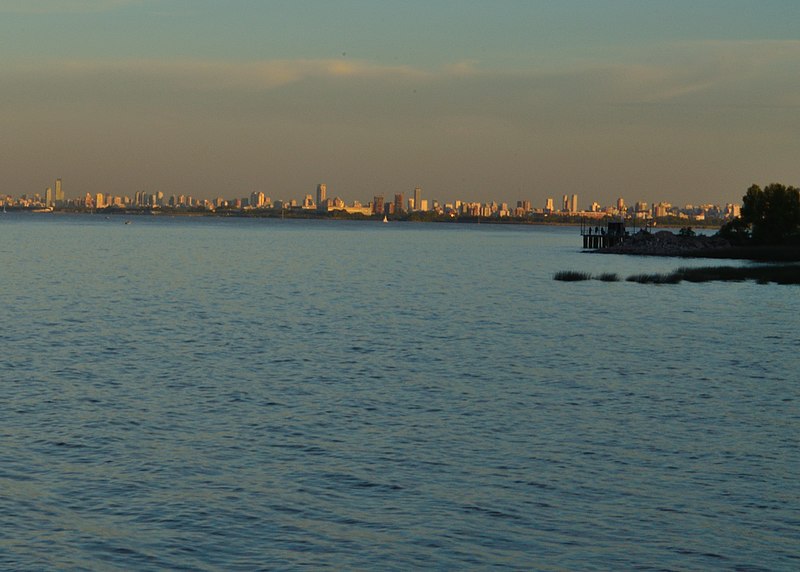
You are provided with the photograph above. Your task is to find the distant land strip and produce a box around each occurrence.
[3,205,728,229]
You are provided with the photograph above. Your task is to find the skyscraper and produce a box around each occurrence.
[54,178,64,205]
[413,187,422,211]
[45,186,53,207]
[250,191,265,208]
[316,183,327,207]
[373,195,384,215]
[394,193,404,214]
[571,194,578,213]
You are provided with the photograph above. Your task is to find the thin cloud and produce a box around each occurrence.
[9,57,429,91]
[617,39,800,106]
[0,0,140,13]
[2,41,798,123]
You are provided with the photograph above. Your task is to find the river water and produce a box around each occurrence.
[1,213,798,570]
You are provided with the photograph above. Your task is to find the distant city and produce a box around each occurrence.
[2,179,741,223]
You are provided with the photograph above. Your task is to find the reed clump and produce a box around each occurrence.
[553,270,592,281]
[555,265,800,284]
[594,272,620,282]
[674,265,800,284]
[626,273,682,284]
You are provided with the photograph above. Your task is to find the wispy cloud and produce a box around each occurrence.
[0,0,140,14]
[611,39,800,106]
[3,38,798,125]
[9,57,428,91]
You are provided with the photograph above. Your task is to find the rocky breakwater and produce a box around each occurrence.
[599,230,731,257]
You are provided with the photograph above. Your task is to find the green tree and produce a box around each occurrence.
[740,183,800,244]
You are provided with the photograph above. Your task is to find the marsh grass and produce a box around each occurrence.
[594,273,620,282]
[554,270,592,281]
[626,273,682,284]
[674,265,800,284]
[555,265,800,284]
[627,265,800,284]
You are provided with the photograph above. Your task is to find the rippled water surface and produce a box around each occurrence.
[1,213,798,570]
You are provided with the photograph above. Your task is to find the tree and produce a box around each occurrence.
[740,183,800,244]
[718,217,750,245]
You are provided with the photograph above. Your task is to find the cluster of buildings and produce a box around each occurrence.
[1,179,741,222]
[3,178,66,209]
[567,195,741,222]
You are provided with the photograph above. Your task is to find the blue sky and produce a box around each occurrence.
[1,0,798,206]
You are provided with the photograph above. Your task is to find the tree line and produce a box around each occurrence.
[720,183,800,245]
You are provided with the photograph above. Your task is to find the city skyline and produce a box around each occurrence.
[1,1,798,206]
[2,176,739,222]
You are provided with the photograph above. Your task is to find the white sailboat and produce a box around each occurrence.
[382,215,388,223]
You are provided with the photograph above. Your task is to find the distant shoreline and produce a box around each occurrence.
[3,206,728,230]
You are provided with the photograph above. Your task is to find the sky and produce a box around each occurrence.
[1,0,798,207]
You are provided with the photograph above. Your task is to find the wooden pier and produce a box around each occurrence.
[581,220,627,249]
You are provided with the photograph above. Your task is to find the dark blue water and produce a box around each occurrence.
[1,213,798,570]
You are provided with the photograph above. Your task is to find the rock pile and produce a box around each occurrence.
[600,230,730,256]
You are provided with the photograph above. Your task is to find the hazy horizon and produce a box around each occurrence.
[1,0,798,207]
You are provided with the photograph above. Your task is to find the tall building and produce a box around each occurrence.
[54,178,64,205]
[45,186,53,207]
[545,197,554,213]
[571,194,578,213]
[562,195,569,212]
[653,202,670,218]
[413,187,422,212]
[373,195,384,215]
[250,191,266,208]
[316,183,327,207]
[394,193,404,214]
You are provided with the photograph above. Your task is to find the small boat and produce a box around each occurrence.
[382,215,388,223]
